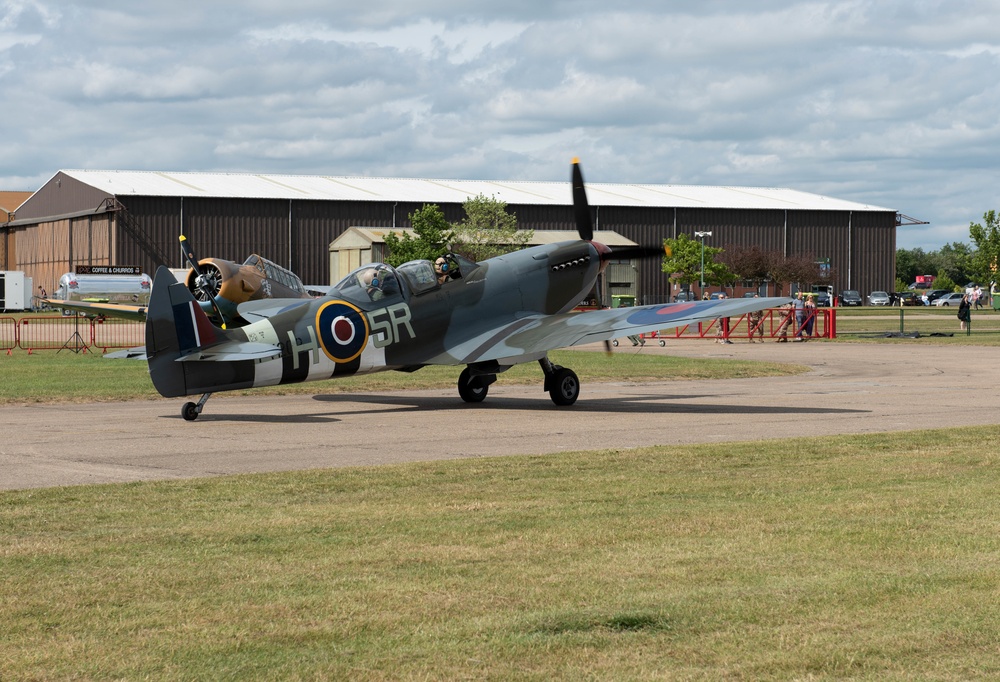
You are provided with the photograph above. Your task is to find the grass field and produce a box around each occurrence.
[3,429,998,679]
[4,330,1000,678]
[0,348,805,405]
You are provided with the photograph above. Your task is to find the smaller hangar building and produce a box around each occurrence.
[3,169,898,302]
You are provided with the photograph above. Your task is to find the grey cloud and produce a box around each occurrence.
[3,1,1000,250]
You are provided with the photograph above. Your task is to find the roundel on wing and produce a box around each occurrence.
[316,300,369,363]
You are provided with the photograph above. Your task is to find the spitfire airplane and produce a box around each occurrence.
[136,160,789,420]
[44,246,314,326]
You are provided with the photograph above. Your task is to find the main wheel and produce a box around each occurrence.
[181,402,200,421]
[458,367,489,403]
[548,367,580,406]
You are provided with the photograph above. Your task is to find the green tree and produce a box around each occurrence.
[933,269,958,293]
[451,193,532,262]
[383,204,455,267]
[662,233,732,293]
[968,210,1000,285]
[895,247,935,285]
[933,242,974,286]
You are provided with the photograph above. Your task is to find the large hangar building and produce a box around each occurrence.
[3,169,898,302]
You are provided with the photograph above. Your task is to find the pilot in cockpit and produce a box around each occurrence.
[359,266,399,301]
[434,257,451,284]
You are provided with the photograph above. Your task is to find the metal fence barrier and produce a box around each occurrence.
[4,315,145,354]
[3,306,996,355]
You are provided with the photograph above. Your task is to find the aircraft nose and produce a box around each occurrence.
[591,240,612,272]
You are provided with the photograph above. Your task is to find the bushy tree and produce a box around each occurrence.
[968,210,1000,285]
[895,247,934,285]
[383,204,454,267]
[451,194,532,262]
[718,244,775,291]
[770,254,822,295]
[661,233,732,293]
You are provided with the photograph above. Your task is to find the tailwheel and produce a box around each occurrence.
[458,367,490,403]
[181,402,199,421]
[181,392,212,421]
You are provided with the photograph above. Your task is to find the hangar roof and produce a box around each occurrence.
[331,227,637,249]
[55,169,893,213]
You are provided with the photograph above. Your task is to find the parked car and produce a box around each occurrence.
[673,290,697,302]
[867,290,890,306]
[932,292,965,307]
[923,289,948,304]
[838,290,863,306]
[814,291,831,307]
[894,291,923,306]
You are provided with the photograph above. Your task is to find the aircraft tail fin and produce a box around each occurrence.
[146,266,257,397]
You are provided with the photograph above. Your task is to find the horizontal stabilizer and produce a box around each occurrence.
[175,340,282,362]
[104,346,147,360]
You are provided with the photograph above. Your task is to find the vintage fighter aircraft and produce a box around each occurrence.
[141,160,789,420]
[44,247,313,326]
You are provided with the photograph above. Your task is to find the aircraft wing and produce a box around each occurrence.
[43,298,147,321]
[433,297,792,365]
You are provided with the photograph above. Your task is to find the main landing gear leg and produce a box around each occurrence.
[181,392,212,421]
[539,356,580,406]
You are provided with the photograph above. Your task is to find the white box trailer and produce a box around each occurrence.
[55,272,152,305]
[0,271,33,312]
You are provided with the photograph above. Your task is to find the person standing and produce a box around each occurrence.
[802,293,817,339]
[775,302,793,342]
[747,294,764,342]
[792,291,805,340]
[715,292,733,344]
[958,294,971,331]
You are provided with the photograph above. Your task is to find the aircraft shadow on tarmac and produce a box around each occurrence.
[308,392,867,417]
[160,412,344,424]
[163,392,866,422]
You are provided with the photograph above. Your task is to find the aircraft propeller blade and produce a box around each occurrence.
[573,160,664,263]
[179,234,228,329]
[571,158,594,242]
[605,244,668,261]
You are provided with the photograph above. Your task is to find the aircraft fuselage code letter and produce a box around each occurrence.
[367,303,415,348]
[287,326,320,370]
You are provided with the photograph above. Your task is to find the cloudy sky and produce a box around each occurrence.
[2,0,998,250]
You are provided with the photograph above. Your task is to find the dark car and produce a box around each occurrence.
[923,289,948,304]
[894,291,923,306]
[673,290,697,302]
[838,289,863,306]
[813,291,831,307]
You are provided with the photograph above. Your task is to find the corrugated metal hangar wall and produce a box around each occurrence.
[5,173,897,302]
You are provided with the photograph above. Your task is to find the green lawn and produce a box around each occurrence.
[0,349,805,405]
[3,429,998,679]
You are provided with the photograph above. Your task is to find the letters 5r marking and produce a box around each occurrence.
[367,303,415,348]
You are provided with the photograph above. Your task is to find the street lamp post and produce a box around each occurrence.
[695,231,712,296]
